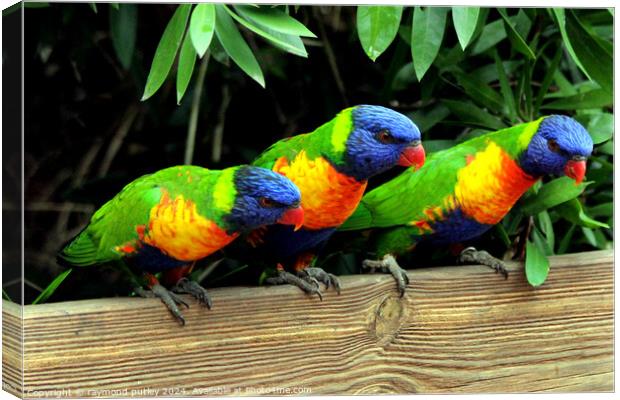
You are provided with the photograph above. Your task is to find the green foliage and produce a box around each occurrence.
[141,4,316,103]
[411,7,448,80]
[189,4,215,57]
[32,269,72,304]
[526,238,550,286]
[452,7,480,50]
[357,6,404,61]
[141,5,191,101]
[109,4,137,70]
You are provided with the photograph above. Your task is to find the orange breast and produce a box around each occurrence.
[143,191,238,261]
[273,151,367,230]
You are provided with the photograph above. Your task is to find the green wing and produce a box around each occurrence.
[58,174,163,266]
[340,140,481,230]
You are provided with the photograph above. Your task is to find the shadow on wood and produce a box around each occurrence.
[2,250,613,397]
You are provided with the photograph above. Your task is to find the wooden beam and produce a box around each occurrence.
[2,250,613,396]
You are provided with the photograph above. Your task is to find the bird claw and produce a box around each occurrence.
[302,267,341,295]
[172,277,213,309]
[458,247,509,279]
[135,284,189,326]
[265,270,323,300]
[362,254,410,297]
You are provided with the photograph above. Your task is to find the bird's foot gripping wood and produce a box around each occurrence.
[302,267,341,294]
[172,278,213,309]
[362,254,410,297]
[134,284,189,326]
[458,247,509,279]
[265,269,324,301]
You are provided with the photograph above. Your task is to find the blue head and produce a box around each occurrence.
[226,166,303,232]
[520,115,593,184]
[339,105,425,181]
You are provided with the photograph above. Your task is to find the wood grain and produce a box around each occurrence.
[2,250,613,396]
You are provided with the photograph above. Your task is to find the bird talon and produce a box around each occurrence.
[459,247,509,280]
[362,254,410,296]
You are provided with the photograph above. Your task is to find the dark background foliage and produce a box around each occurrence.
[7,4,612,304]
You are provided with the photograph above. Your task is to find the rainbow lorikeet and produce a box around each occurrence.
[340,115,593,295]
[246,105,425,298]
[58,165,303,324]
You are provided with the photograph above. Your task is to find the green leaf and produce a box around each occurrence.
[411,7,448,80]
[525,239,550,287]
[520,177,589,216]
[32,269,72,305]
[581,227,608,249]
[565,11,612,94]
[493,50,517,121]
[2,288,12,302]
[142,5,192,101]
[89,3,97,13]
[233,5,316,37]
[109,4,137,70]
[532,226,553,257]
[357,6,404,61]
[533,46,563,114]
[494,223,511,248]
[442,99,506,130]
[587,112,614,144]
[452,7,480,50]
[209,36,230,66]
[408,104,450,132]
[176,33,197,104]
[470,19,507,55]
[497,8,535,60]
[536,211,555,253]
[214,5,265,87]
[557,224,576,254]
[227,5,307,57]
[189,3,216,58]
[422,140,455,153]
[453,70,504,112]
[554,198,610,229]
[588,202,612,218]
[542,88,612,110]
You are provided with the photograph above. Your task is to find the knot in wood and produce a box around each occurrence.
[371,295,406,346]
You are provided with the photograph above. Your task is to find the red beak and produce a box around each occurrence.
[564,159,587,185]
[278,206,304,231]
[398,143,426,170]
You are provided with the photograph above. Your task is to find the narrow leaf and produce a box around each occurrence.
[452,6,480,50]
[533,46,563,114]
[497,8,535,59]
[525,239,550,287]
[357,6,404,61]
[557,224,576,254]
[565,10,613,94]
[176,33,197,104]
[109,4,138,69]
[226,5,307,57]
[142,5,192,101]
[442,99,506,130]
[470,19,507,55]
[214,5,265,87]
[189,3,216,58]
[233,5,316,37]
[411,7,448,80]
[542,88,612,110]
[493,50,517,121]
[554,198,610,229]
[453,70,504,111]
[32,269,72,305]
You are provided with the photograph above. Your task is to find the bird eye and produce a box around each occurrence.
[547,139,560,153]
[259,197,278,208]
[377,129,396,144]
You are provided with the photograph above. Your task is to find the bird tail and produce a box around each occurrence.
[339,201,373,231]
[57,229,99,267]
